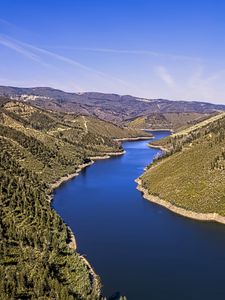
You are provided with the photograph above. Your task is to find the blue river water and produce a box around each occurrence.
[53,131,225,300]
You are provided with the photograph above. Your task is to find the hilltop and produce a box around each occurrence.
[137,112,225,222]
[0,85,224,130]
[0,98,147,299]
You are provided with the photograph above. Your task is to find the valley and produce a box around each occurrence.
[1,87,225,299]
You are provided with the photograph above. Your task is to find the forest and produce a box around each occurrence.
[0,98,137,299]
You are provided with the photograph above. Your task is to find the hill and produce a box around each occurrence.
[126,112,213,131]
[1,86,224,128]
[0,98,146,299]
[137,112,225,223]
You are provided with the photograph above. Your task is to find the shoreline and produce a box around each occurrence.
[50,151,126,193]
[140,128,174,133]
[148,143,170,153]
[135,178,225,225]
[67,226,77,250]
[90,150,126,160]
[126,128,173,132]
[114,136,153,141]
[50,161,94,191]
[80,255,101,297]
[49,148,127,297]
[67,227,101,296]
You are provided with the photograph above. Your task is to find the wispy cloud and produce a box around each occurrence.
[0,34,132,88]
[0,17,38,37]
[0,34,40,62]
[47,46,201,62]
[185,64,225,100]
[2,19,225,103]
[0,34,57,70]
[0,18,13,26]
[155,65,176,88]
[153,63,225,101]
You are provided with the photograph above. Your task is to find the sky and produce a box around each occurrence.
[0,0,225,104]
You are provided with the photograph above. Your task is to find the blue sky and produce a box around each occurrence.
[0,0,225,103]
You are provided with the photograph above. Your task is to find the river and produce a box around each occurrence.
[53,131,225,300]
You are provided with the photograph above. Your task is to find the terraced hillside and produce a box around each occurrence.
[138,112,225,220]
[0,99,143,299]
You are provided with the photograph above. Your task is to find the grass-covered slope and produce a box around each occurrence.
[139,112,225,218]
[0,99,138,299]
[126,112,212,131]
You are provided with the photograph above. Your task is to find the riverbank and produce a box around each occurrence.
[148,143,170,153]
[50,148,129,298]
[50,151,126,192]
[51,161,94,191]
[90,150,126,160]
[135,178,225,225]
[140,128,174,133]
[67,227,101,297]
[115,136,153,141]
[67,226,77,250]
[80,255,101,297]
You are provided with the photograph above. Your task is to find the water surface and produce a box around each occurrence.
[53,131,225,300]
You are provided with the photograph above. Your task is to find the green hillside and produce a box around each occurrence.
[140,112,225,217]
[126,112,212,131]
[0,99,142,299]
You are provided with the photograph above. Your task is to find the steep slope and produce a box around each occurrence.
[0,99,144,299]
[137,112,225,222]
[1,86,224,126]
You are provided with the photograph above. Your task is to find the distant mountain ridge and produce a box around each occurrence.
[0,86,225,126]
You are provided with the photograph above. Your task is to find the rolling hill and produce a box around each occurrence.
[126,112,213,131]
[137,112,225,222]
[1,86,224,129]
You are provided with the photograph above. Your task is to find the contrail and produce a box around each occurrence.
[46,46,201,62]
[0,34,132,88]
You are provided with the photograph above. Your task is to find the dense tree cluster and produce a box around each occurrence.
[0,140,100,299]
